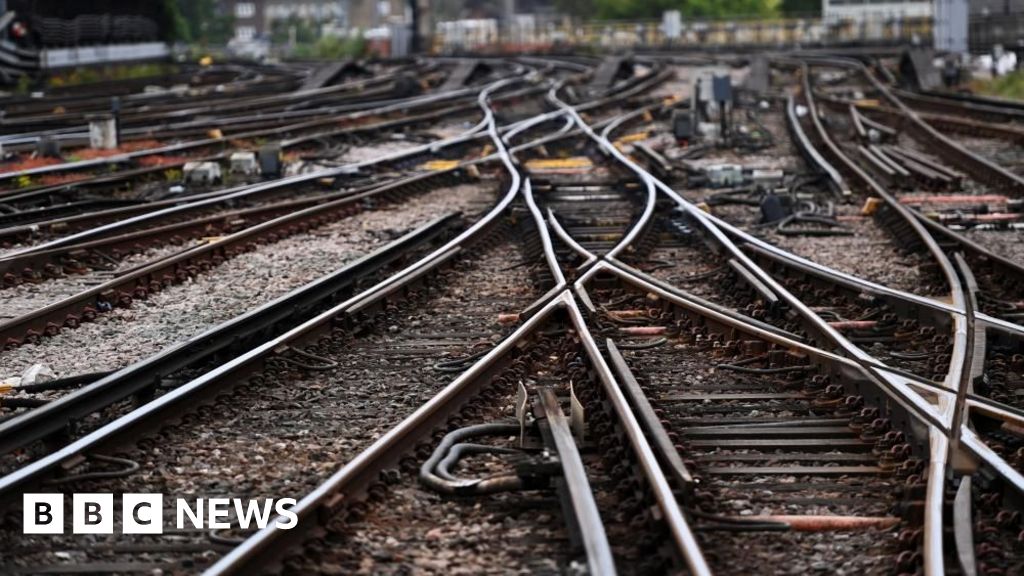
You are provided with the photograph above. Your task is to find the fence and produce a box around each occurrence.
[969,13,1024,53]
[434,14,935,53]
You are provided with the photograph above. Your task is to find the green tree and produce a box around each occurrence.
[779,0,820,16]
[174,0,234,44]
[157,0,190,42]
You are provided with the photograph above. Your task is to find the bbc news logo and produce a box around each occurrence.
[24,494,297,534]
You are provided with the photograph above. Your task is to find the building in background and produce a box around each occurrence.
[221,0,417,42]
[226,0,266,41]
[970,0,1024,16]
[822,0,933,23]
[968,0,1024,54]
[347,0,406,30]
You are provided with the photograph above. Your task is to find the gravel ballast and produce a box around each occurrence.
[0,228,540,573]
[0,184,495,380]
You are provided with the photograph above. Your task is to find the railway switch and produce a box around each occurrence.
[86,114,118,149]
[230,152,259,176]
[183,162,222,186]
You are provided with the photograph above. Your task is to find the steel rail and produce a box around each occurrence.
[792,61,967,414]
[958,426,1024,495]
[519,178,567,287]
[573,256,951,576]
[604,340,695,491]
[537,387,617,575]
[0,186,378,278]
[559,65,961,424]
[341,77,530,313]
[893,86,1024,123]
[538,83,659,261]
[562,292,711,576]
[573,258,947,433]
[9,57,950,573]
[210,63,710,576]
[789,59,967,318]
[0,66,409,136]
[0,65,261,119]
[551,75,865,363]
[201,74,581,575]
[547,207,598,268]
[797,57,1024,573]
[336,64,661,315]
[0,73,490,200]
[0,64,302,120]
[0,168,471,347]
[535,103,804,344]
[0,76,530,503]
[0,93,431,149]
[0,73,558,252]
[0,96,501,260]
[517,69,717,576]
[0,212,460,457]
[950,254,980,462]
[0,106,471,213]
[552,66,964,574]
[3,54,967,575]
[918,87,1024,113]
[0,70,490,186]
[798,58,1024,429]
[204,289,567,575]
[792,63,965,574]
[785,92,850,196]
[0,90,524,253]
[836,97,1024,145]
[818,57,1024,194]
[599,106,658,262]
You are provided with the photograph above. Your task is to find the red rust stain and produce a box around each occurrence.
[138,155,189,167]
[3,156,63,171]
[39,173,88,186]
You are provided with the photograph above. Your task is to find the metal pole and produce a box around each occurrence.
[111,96,121,148]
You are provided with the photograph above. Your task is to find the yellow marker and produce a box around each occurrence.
[200,56,213,66]
[208,129,224,139]
[420,160,460,171]
[861,197,883,215]
[617,131,649,143]
[525,157,593,171]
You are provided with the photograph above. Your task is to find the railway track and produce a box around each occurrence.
[0,215,545,573]
[0,53,1022,576]
[790,56,1024,573]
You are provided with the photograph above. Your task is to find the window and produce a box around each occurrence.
[236,25,256,41]
[236,2,255,18]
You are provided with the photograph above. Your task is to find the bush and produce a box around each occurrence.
[976,71,1024,101]
[291,35,367,60]
[47,64,179,88]
[313,35,367,59]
